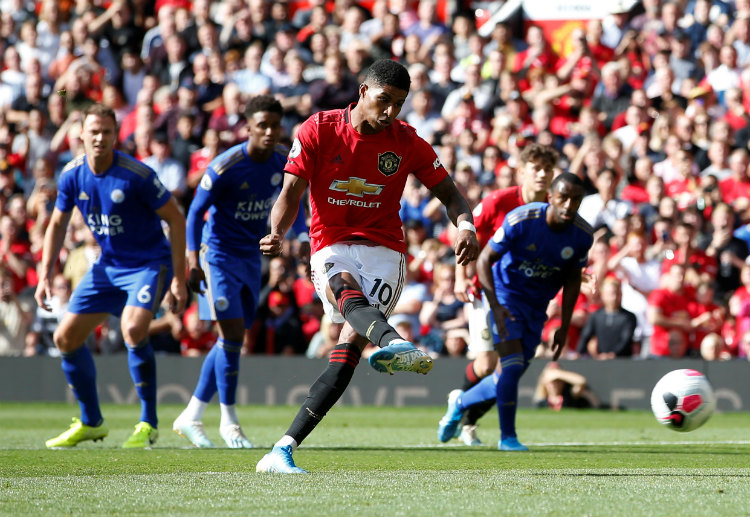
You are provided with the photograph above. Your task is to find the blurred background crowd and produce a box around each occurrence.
[1,0,750,362]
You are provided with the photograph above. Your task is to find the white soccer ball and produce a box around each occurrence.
[650,369,716,432]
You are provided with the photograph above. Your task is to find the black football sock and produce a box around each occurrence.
[285,343,361,445]
[336,288,401,347]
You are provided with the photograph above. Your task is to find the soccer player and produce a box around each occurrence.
[36,104,188,449]
[172,95,309,448]
[446,143,558,445]
[256,59,480,473]
[438,172,593,451]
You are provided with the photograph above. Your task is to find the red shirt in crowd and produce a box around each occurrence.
[648,287,694,357]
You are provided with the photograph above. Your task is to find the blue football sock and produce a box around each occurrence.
[215,339,242,405]
[61,347,102,426]
[496,353,526,440]
[457,374,498,411]
[127,341,158,427]
[193,345,218,403]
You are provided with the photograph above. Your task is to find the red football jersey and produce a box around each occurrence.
[473,186,524,247]
[286,105,448,254]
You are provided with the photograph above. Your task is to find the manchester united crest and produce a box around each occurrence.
[377,151,402,176]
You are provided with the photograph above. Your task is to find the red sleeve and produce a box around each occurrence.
[285,115,318,182]
[410,135,448,189]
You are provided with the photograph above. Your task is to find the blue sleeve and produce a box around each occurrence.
[186,170,217,252]
[489,218,513,256]
[138,166,171,211]
[55,170,75,213]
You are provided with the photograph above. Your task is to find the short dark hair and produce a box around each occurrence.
[363,59,411,92]
[83,104,117,126]
[245,94,283,118]
[550,172,585,191]
[520,143,558,171]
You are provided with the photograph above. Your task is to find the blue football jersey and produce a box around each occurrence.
[488,202,593,310]
[187,143,307,254]
[56,151,172,267]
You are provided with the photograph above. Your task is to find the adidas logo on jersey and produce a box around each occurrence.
[78,192,90,200]
[240,182,250,189]
[526,243,537,251]
[331,155,343,163]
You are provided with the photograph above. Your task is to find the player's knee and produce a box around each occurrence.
[473,353,498,378]
[53,329,79,353]
[121,323,148,347]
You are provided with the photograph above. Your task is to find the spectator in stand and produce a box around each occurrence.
[578,167,633,232]
[187,128,221,191]
[232,41,272,97]
[0,268,31,357]
[308,53,359,114]
[576,277,636,359]
[707,45,742,106]
[179,303,216,357]
[647,263,694,358]
[592,61,633,132]
[24,273,71,357]
[719,148,750,209]
[143,131,188,204]
[419,262,468,351]
[701,139,733,180]
[706,203,749,302]
[208,82,247,149]
[608,231,662,357]
[512,25,556,91]
[688,280,725,357]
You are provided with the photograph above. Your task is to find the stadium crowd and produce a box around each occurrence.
[1,0,750,361]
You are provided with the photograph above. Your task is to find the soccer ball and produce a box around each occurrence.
[650,369,716,432]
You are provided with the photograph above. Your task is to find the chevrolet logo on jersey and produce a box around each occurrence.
[329,177,384,197]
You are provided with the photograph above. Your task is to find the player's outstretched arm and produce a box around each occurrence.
[261,173,309,256]
[34,208,72,311]
[428,176,479,265]
[157,197,188,314]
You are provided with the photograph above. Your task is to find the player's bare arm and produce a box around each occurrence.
[261,173,309,256]
[476,241,513,340]
[34,208,72,312]
[428,176,480,265]
[157,198,188,314]
[551,267,584,360]
[186,250,205,295]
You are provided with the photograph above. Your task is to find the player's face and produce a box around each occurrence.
[247,110,283,151]
[82,114,117,160]
[548,180,584,227]
[521,160,553,194]
[359,82,408,133]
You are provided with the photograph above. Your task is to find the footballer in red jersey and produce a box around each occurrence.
[257,59,479,474]
[285,104,446,255]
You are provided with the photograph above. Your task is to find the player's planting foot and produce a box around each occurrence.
[459,424,483,446]
[45,417,109,448]
[220,424,253,449]
[368,342,433,375]
[122,422,158,449]
[256,445,308,474]
[498,436,529,451]
[173,418,215,448]
[437,389,465,442]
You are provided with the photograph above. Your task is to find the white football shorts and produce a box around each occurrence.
[467,294,495,353]
[310,242,406,324]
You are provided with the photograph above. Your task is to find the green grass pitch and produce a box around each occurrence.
[0,402,748,517]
